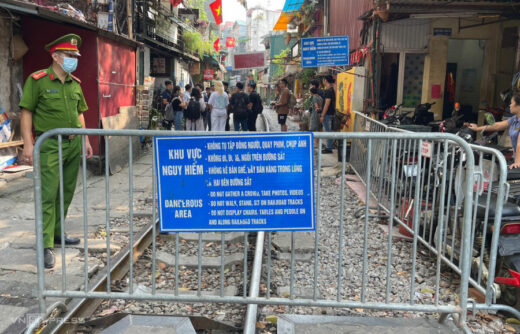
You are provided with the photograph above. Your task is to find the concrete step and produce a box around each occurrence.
[155,250,244,269]
[172,232,246,243]
[272,232,315,253]
[100,315,196,334]
[132,284,238,297]
[276,314,460,334]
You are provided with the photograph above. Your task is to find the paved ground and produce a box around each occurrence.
[0,145,155,333]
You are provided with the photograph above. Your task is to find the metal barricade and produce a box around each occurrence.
[350,116,520,320]
[28,128,477,333]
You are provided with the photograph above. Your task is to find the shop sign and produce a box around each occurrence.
[433,28,452,36]
[350,48,367,66]
[204,69,214,80]
[190,62,200,75]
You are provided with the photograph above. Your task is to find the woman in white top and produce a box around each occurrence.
[208,81,229,131]
[185,88,206,131]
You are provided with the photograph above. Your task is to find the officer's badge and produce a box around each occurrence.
[71,38,77,46]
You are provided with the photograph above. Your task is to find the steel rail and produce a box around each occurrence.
[29,111,274,334]
[35,219,157,334]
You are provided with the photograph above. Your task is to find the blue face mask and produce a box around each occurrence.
[61,57,78,74]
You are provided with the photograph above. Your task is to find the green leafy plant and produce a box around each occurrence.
[185,0,208,21]
[183,30,213,57]
[298,68,317,89]
[271,48,291,79]
[272,48,290,65]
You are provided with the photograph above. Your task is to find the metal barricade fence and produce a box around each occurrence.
[28,128,478,333]
[350,112,520,320]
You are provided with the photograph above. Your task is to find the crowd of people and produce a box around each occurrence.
[159,80,264,132]
[270,75,337,153]
[157,74,338,155]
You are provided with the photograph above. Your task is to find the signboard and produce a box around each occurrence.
[155,134,315,232]
[152,58,166,75]
[301,36,349,68]
[433,28,452,36]
[421,141,433,158]
[203,69,214,80]
[233,52,265,70]
[190,62,200,75]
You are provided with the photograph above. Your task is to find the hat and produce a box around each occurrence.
[45,34,82,56]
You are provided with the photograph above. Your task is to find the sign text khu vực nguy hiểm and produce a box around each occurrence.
[154,133,315,232]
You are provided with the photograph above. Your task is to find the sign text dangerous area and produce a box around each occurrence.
[155,134,315,232]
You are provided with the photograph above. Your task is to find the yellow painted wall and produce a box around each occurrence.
[336,69,356,132]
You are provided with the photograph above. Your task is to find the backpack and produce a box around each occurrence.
[251,92,263,114]
[288,91,297,110]
[234,93,248,120]
[164,102,174,121]
[185,98,202,120]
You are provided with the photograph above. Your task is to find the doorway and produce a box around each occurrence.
[379,53,399,110]
[445,39,485,121]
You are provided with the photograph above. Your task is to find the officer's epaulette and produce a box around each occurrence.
[70,74,81,83]
[31,70,48,80]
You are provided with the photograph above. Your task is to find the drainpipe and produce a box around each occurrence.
[324,0,329,36]
[127,0,133,39]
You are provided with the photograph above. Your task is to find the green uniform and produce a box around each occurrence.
[20,66,88,249]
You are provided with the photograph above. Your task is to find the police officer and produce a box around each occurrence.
[20,34,93,269]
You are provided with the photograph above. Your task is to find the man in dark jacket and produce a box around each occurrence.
[321,75,336,153]
[247,82,262,131]
[229,82,249,131]
[160,80,173,114]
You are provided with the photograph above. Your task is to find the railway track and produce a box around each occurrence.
[29,113,273,334]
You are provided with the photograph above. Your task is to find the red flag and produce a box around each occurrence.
[209,0,223,25]
[226,37,236,48]
[170,0,182,7]
[214,38,221,52]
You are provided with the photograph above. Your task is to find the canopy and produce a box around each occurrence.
[273,12,298,31]
[273,0,304,31]
[282,0,304,12]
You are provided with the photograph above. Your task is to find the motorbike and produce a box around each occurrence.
[381,102,436,129]
[413,102,436,126]
[447,114,520,310]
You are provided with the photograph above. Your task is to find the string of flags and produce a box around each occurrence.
[205,1,236,54]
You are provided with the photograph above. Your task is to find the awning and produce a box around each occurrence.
[282,0,304,12]
[203,55,219,67]
[273,0,304,31]
[273,12,296,31]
